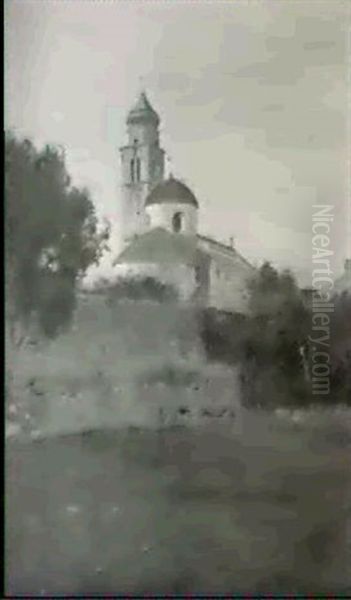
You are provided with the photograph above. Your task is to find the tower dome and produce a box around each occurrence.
[145,175,199,208]
[127,91,160,126]
[144,175,198,235]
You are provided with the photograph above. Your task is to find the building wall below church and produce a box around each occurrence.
[208,259,251,313]
[113,237,254,312]
[198,238,254,313]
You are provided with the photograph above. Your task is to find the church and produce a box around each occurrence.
[112,91,255,313]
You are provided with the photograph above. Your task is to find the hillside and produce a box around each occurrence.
[6,297,241,438]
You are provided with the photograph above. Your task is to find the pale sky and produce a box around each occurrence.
[5,0,351,285]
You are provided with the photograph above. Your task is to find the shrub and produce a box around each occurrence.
[199,308,248,364]
[107,277,178,304]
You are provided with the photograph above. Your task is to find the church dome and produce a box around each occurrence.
[127,92,160,126]
[145,175,199,208]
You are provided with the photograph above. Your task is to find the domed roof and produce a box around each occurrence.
[127,91,160,126]
[145,175,199,208]
[114,228,209,268]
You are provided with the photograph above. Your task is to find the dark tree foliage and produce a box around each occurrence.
[240,264,318,407]
[329,292,351,405]
[106,277,178,304]
[5,132,110,339]
[200,263,312,408]
[201,264,308,367]
[199,308,248,364]
[245,263,310,370]
[200,261,351,408]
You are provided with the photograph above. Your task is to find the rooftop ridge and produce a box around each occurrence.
[197,234,255,269]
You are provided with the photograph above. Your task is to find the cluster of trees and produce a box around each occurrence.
[5,133,110,341]
[200,262,351,408]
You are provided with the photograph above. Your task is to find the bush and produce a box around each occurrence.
[199,308,248,364]
[107,277,178,304]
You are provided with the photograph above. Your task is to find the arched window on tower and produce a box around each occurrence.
[172,212,183,233]
[130,159,135,183]
[136,158,141,182]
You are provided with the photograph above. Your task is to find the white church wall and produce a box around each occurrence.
[198,241,254,313]
[145,203,198,235]
[209,264,250,313]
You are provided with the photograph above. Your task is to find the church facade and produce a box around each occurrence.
[113,91,255,313]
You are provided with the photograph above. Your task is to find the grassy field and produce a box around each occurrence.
[6,409,351,596]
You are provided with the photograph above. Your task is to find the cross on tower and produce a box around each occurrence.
[165,154,173,179]
[138,75,146,95]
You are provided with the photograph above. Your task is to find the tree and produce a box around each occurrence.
[245,263,309,368]
[5,132,110,340]
[239,263,312,407]
[242,264,351,407]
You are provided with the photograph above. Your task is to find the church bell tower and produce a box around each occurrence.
[119,91,165,244]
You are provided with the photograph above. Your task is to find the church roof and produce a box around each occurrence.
[127,92,160,126]
[197,234,255,271]
[145,176,199,208]
[114,227,207,266]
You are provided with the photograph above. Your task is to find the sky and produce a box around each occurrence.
[5,0,351,285]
